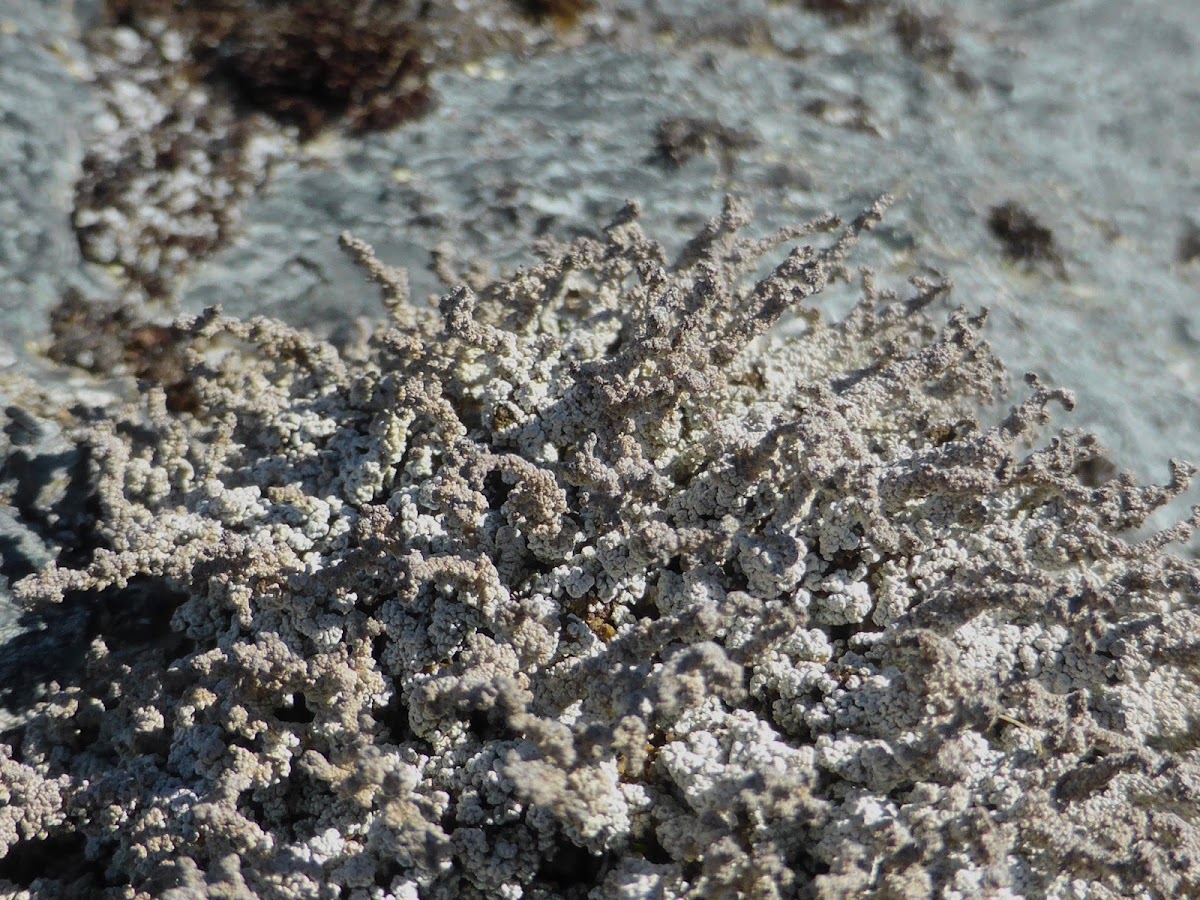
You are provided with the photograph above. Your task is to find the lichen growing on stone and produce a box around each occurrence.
[5,198,1200,898]
[75,0,604,303]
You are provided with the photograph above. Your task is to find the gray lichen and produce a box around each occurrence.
[4,197,1200,898]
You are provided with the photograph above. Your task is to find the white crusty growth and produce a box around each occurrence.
[7,199,1200,899]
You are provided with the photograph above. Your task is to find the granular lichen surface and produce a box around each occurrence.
[4,199,1200,898]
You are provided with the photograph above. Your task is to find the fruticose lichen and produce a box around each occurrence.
[5,198,1200,898]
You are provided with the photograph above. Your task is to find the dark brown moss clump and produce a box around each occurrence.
[653,116,758,173]
[515,0,595,29]
[216,3,432,137]
[892,7,955,70]
[48,290,198,413]
[104,0,597,137]
[107,1,434,137]
[988,201,1068,278]
[796,0,890,25]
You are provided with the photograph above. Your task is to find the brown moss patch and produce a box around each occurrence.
[48,290,199,412]
[988,201,1068,279]
[107,1,434,138]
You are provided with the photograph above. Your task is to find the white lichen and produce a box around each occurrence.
[4,197,1200,898]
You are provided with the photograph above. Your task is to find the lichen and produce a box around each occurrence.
[5,198,1200,898]
[75,0,604,304]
